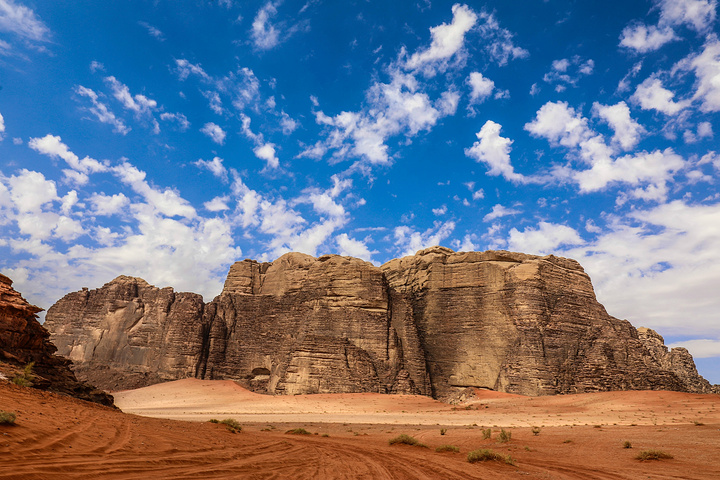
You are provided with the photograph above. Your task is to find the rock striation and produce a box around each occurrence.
[0,273,114,406]
[44,248,715,398]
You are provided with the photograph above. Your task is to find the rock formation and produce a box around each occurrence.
[44,248,715,399]
[0,273,114,406]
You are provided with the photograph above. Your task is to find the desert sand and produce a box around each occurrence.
[2,379,719,479]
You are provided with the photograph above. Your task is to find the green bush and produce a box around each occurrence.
[11,362,36,387]
[388,434,427,447]
[482,428,492,440]
[220,419,242,433]
[0,411,16,425]
[286,428,312,435]
[622,440,632,449]
[467,449,515,465]
[435,445,460,453]
[440,428,447,435]
[531,426,541,436]
[635,450,673,461]
[497,429,511,443]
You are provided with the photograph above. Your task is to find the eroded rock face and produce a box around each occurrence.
[0,273,114,406]
[45,248,714,398]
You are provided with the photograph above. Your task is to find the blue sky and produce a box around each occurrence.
[1,0,720,382]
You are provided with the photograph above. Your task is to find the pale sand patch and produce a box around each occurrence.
[114,378,720,427]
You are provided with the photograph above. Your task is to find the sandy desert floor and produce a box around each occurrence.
[1,379,719,479]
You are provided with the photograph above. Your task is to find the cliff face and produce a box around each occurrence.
[0,273,114,406]
[44,248,714,398]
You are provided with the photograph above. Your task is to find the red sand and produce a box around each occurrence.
[2,380,719,479]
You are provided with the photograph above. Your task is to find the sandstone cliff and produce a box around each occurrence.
[44,248,715,398]
[0,273,114,406]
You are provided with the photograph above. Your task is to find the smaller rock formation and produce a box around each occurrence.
[0,273,114,406]
[637,327,715,394]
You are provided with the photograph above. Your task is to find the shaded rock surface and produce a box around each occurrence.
[0,273,114,406]
[45,248,715,399]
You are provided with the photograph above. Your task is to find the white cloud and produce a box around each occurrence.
[201,122,226,145]
[251,1,280,50]
[432,205,447,216]
[89,60,105,73]
[543,56,594,90]
[592,101,645,150]
[336,233,376,262]
[619,24,676,52]
[507,222,584,254]
[75,85,130,135]
[203,90,223,115]
[104,76,159,132]
[668,339,720,358]
[204,196,230,212]
[160,112,190,131]
[175,59,211,82]
[573,148,685,195]
[405,3,477,73]
[525,101,591,148]
[28,134,108,174]
[466,72,494,103]
[254,143,279,170]
[112,162,197,219]
[0,111,4,141]
[631,77,689,115]
[685,36,720,112]
[483,204,521,222]
[697,121,714,138]
[393,220,455,257]
[7,169,58,212]
[138,21,164,40]
[658,0,717,32]
[195,157,228,182]
[466,120,527,183]
[0,0,49,42]
[89,192,129,216]
[476,11,529,66]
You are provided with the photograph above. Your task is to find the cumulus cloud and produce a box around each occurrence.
[620,24,676,52]
[507,222,584,254]
[405,3,477,74]
[75,86,130,135]
[105,76,160,132]
[684,36,720,112]
[543,56,595,92]
[201,122,226,145]
[336,233,376,262]
[0,111,5,141]
[466,72,494,103]
[393,220,455,257]
[195,157,228,182]
[160,112,190,131]
[254,143,279,170]
[592,101,645,150]
[632,77,689,115]
[658,0,717,32]
[465,120,527,183]
[89,192,129,216]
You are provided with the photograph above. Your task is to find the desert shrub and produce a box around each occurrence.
[0,411,16,425]
[497,429,511,443]
[321,434,329,437]
[388,434,426,447]
[440,428,447,436]
[635,450,673,461]
[286,428,312,435]
[693,420,705,426]
[531,426,541,436]
[219,419,242,433]
[11,362,35,387]
[435,445,460,453]
[482,428,492,440]
[563,439,573,444]
[208,419,220,424]
[622,440,632,449]
[467,449,515,465]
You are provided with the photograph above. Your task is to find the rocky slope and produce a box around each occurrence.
[44,248,714,398]
[0,273,114,406]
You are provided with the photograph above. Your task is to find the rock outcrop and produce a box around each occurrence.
[0,273,114,406]
[44,248,715,399]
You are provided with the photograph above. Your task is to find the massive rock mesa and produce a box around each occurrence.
[45,248,714,398]
[0,273,114,406]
